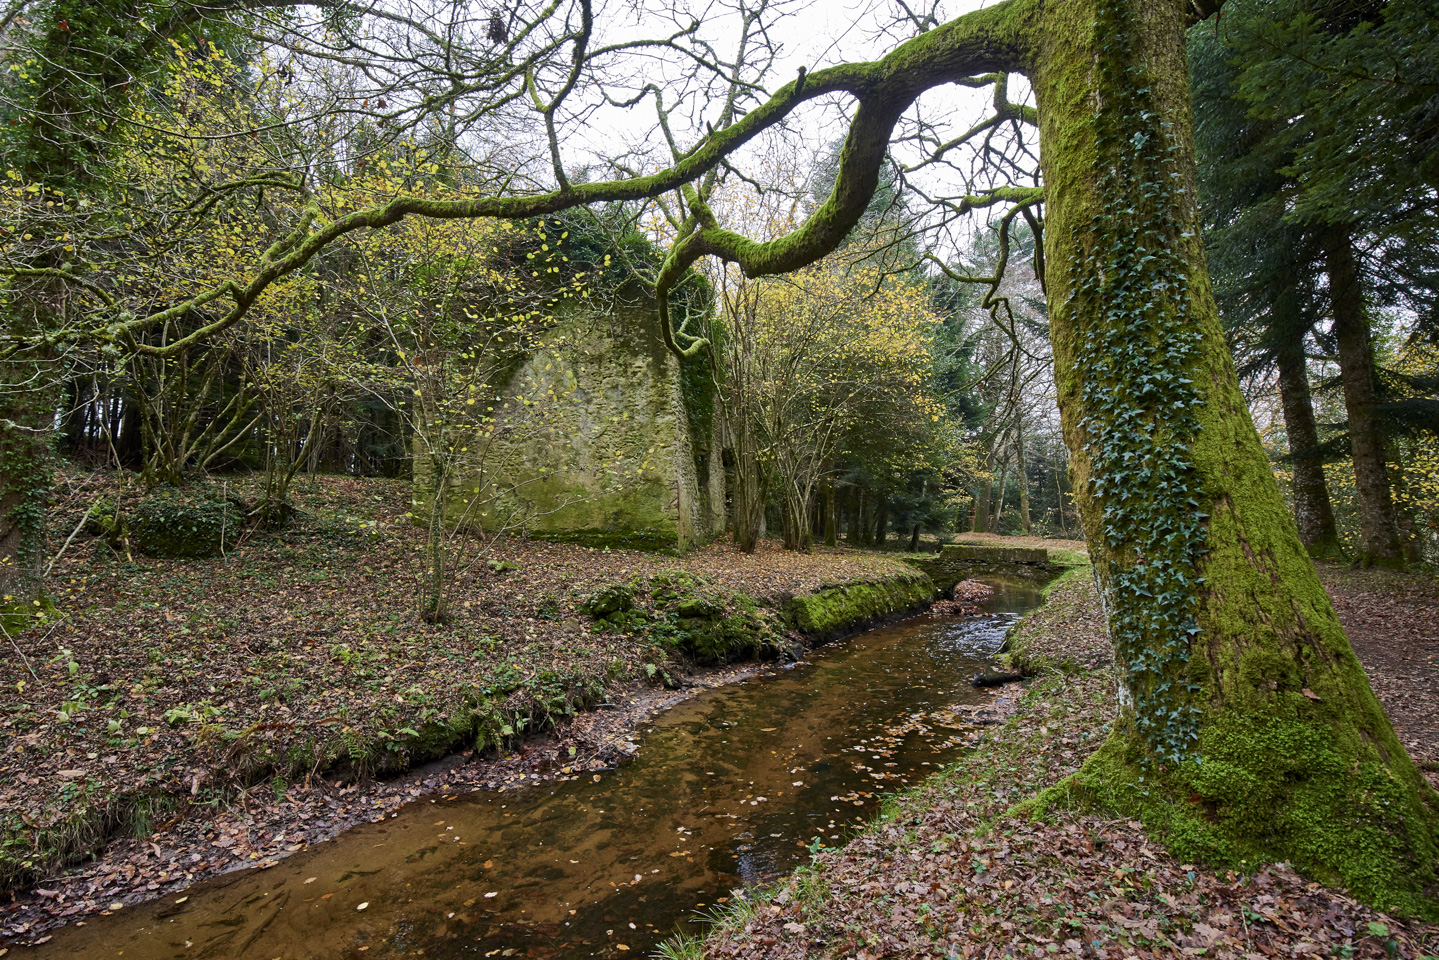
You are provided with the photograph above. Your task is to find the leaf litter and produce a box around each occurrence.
[0,472,923,946]
[699,570,1439,959]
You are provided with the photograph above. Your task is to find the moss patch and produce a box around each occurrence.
[782,572,936,643]
[578,570,791,665]
[125,488,246,559]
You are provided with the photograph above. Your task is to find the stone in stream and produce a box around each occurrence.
[969,670,1025,688]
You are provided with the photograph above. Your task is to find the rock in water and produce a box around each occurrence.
[969,671,1024,688]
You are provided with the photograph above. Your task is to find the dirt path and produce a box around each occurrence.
[1319,564,1439,787]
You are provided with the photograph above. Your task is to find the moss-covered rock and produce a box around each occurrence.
[939,543,1051,564]
[0,595,59,637]
[783,572,937,643]
[127,489,245,559]
[581,585,635,619]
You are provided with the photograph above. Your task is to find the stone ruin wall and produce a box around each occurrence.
[413,296,725,552]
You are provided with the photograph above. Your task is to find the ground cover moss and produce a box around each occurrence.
[1026,710,1439,919]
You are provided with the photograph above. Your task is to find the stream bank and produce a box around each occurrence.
[1,484,944,948]
[9,577,1040,957]
[693,570,1439,960]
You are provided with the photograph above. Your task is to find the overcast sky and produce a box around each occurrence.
[563,0,1028,247]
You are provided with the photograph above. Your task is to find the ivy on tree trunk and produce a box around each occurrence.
[1029,0,1438,913]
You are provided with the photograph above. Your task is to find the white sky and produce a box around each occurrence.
[560,0,1029,245]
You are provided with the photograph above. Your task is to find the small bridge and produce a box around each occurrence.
[904,542,1087,595]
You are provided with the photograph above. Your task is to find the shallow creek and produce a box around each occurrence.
[28,576,1044,960]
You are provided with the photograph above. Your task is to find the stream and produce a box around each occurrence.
[26,576,1045,960]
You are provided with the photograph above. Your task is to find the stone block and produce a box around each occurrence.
[938,543,1051,564]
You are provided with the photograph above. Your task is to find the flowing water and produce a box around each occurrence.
[27,576,1044,960]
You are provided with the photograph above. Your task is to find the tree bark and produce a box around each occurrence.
[990,457,1010,531]
[845,485,862,543]
[1323,228,1406,566]
[0,358,53,623]
[1016,422,1032,534]
[1029,0,1437,910]
[1054,455,1070,538]
[972,459,993,533]
[823,480,838,546]
[1273,322,1342,558]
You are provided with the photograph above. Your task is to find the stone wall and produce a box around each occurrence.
[904,543,1084,594]
[413,296,725,552]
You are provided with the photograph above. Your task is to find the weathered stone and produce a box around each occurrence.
[413,297,723,552]
[783,573,937,643]
[582,586,634,619]
[938,544,1051,564]
[127,489,245,559]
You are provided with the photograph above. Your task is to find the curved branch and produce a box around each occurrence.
[42,0,1034,360]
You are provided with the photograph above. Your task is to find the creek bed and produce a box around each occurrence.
[25,576,1044,960]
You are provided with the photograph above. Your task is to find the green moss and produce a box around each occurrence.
[580,571,788,664]
[127,488,245,559]
[784,573,936,643]
[1026,710,1439,919]
[0,594,59,637]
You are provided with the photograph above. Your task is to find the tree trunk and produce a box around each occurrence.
[0,358,54,626]
[1030,0,1438,910]
[908,522,921,552]
[1273,323,1342,558]
[990,458,1010,532]
[421,452,448,624]
[972,470,992,534]
[823,480,838,546]
[1016,423,1032,534]
[845,485,862,544]
[1054,457,1070,538]
[873,494,888,547]
[1323,228,1406,567]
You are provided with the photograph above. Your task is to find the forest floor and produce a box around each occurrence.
[0,471,929,946]
[697,566,1439,960]
[4,472,1435,955]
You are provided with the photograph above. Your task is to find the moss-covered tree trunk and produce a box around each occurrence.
[1274,325,1342,558]
[971,473,992,533]
[1015,422,1032,534]
[1323,227,1406,566]
[1029,0,1439,913]
[0,359,53,627]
